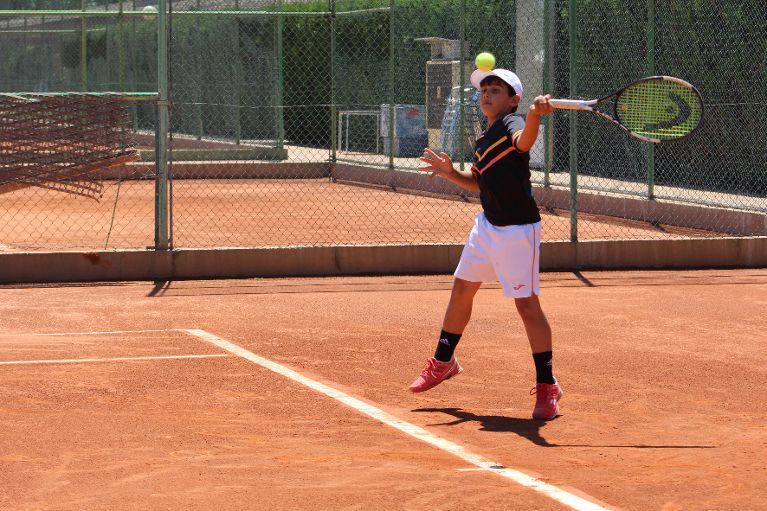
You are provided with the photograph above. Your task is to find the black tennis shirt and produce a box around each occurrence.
[470,113,541,226]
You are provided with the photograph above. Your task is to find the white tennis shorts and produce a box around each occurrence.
[454,213,541,298]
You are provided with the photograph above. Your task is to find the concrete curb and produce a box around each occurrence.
[1,238,765,284]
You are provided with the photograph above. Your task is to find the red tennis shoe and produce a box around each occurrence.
[408,357,463,393]
[531,381,563,420]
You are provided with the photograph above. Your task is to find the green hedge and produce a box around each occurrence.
[557,0,767,195]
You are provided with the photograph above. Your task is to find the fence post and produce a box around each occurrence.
[387,0,395,181]
[330,0,337,166]
[458,0,466,173]
[517,0,545,170]
[231,17,242,145]
[195,0,203,139]
[80,0,87,91]
[275,0,285,150]
[155,0,170,250]
[118,0,125,92]
[568,0,578,243]
[646,0,656,200]
[131,0,138,131]
[543,0,553,187]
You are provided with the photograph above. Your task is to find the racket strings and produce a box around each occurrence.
[616,79,702,141]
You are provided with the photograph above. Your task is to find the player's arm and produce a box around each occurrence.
[418,148,479,192]
[515,94,553,153]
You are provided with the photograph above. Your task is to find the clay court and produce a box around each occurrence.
[1,3,765,510]
[1,269,765,510]
[0,177,726,253]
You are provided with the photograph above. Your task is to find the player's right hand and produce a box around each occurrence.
[418,148,454,179]
[529,94,554,116]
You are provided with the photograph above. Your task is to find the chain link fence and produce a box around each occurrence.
[0,2,157,251]
[0,0,765,253]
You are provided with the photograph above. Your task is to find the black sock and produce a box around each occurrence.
[434,330,462,362]
[532,351,555,384]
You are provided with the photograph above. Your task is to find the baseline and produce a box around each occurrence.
[0,329,231,366]
[0,354,229,366]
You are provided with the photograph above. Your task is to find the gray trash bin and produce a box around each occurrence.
[380,104,428,157]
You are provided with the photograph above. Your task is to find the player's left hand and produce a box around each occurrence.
[418,148,455,179]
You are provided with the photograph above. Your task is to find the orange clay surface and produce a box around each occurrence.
[0,179,720,252]
[1,270,765,510]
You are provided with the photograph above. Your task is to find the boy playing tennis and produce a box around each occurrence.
[409,68,562,420]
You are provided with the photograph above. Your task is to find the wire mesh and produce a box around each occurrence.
[0,93,142,197]
[0,5,157,251]
[0,0,764,253]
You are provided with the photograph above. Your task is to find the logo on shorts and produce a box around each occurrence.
[513,284,526,291]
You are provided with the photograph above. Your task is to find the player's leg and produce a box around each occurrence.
[408,278,481,393]
[442,277,483,340]
[436,277,482,362]
[514,294,552,355]
[491,221,562,419]
[515,294,562,420]
[409,213,494,393]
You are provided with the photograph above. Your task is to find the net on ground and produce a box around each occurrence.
[0,93,148,199]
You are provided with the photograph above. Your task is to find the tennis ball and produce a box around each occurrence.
[475,52,496,72]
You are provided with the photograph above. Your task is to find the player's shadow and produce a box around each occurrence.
[413,407,716,449]
[147,279,171,297]
[413,407,557,446]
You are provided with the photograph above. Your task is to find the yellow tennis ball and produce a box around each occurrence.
[475,52,496,72]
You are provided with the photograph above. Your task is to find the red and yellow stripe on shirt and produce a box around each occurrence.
[473,130,524,175]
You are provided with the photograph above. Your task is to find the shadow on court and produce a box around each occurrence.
[147,280,172,297]
[413,407,716,449]
[3,270,766,294]
[413,407,556,446]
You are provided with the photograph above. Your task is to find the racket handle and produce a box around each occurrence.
[549,99,593,111]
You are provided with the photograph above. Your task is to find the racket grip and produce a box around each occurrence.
[549,99,592,111]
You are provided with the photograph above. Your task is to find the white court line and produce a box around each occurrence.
[0,354,230,366]
[184,328,614,511]
[17,329,177,337]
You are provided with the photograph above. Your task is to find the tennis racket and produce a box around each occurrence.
[549,76,703,143]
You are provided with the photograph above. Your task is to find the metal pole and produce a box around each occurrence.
[155,0,170,250]
[195,0,203,139]
[543,0,553,187]
[42,15,48,87]
[105,9,112,90]
[118,0,126,92]
[330,0,337,166]
[232,17,242,145]
[568,0,578,243]
[646,0,656,200]
[275,0,285,149]
[131,0,138,131]
[387,0,395,179]
[458,0,466,172]
[22,17,27,90]
[80,0,87,91]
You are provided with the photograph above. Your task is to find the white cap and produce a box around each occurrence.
[470,68,523,100]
